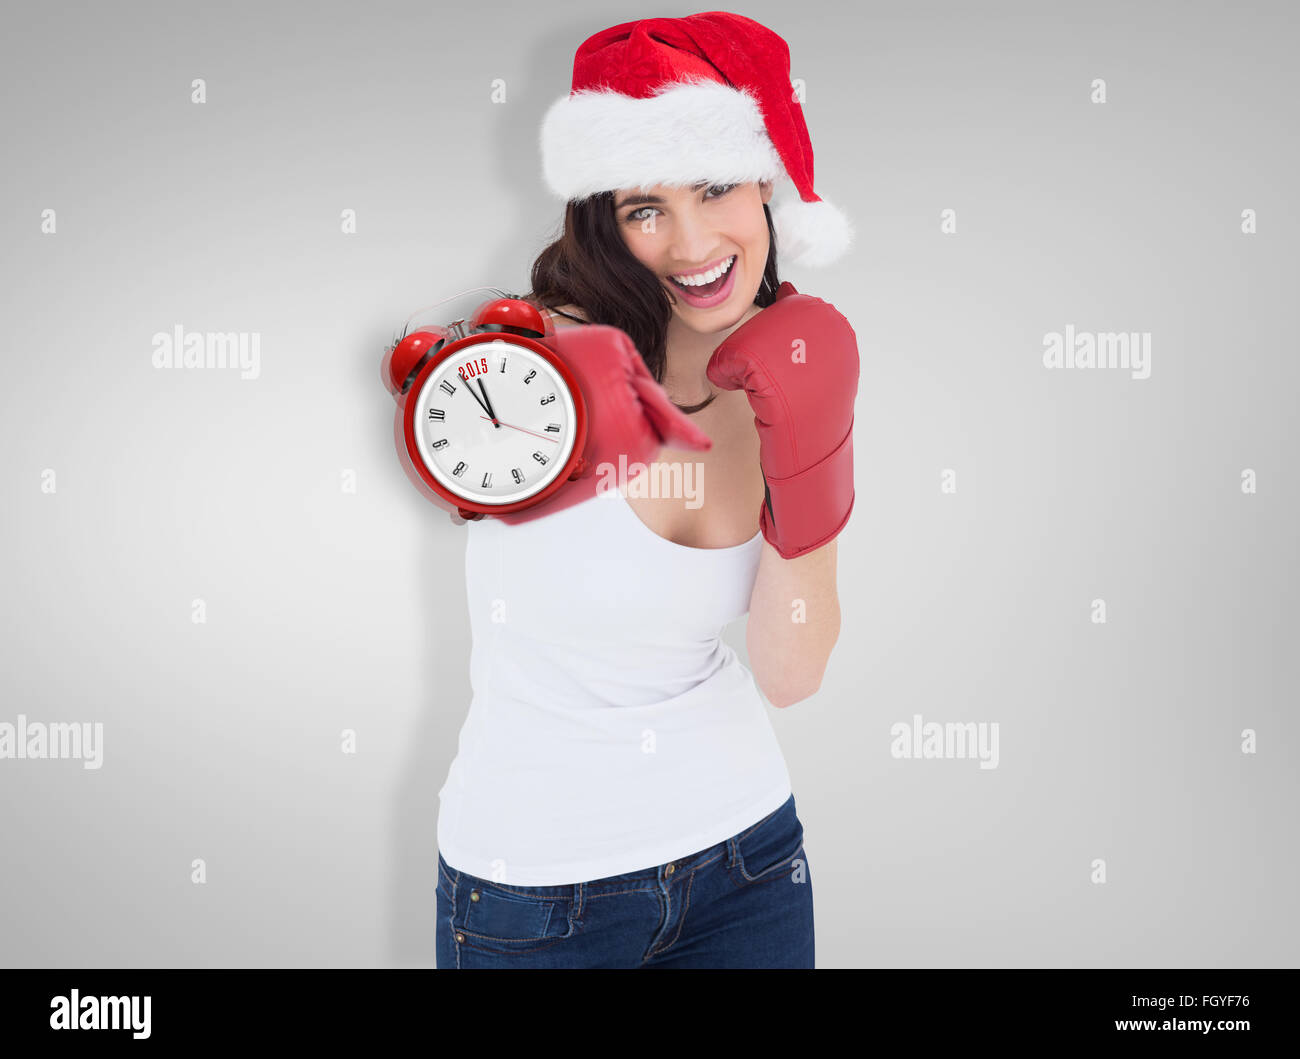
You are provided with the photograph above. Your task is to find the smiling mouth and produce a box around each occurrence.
[666,255,737,297]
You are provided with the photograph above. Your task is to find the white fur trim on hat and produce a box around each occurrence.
[539,77,852,267]
[540,78,783,201]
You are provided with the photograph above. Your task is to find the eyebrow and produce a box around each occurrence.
[615,181,711,210]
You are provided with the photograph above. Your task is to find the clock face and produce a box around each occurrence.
[413,338,579,507]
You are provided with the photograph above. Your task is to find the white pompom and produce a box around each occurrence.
[771,194,854,268]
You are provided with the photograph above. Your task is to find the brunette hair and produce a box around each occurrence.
[512,189,781,415]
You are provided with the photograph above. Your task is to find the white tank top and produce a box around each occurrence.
[436,483,793,885]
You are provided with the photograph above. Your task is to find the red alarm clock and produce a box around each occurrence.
[381,288,591,521]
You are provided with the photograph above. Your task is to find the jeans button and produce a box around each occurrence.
[665,863,675,876]
[470,890,480,902]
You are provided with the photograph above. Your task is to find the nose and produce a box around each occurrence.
[667,203,722,270]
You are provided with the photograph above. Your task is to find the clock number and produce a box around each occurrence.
[458,356,488,381]
[511,468,524,484]
[481,472,493,489]
[431,438,449,450]
[499,357,507,373]
[452,461,466,477]
[428,408,445,421]
[545,422,560,433]
[439,379,456,396]
[532,452,548,466]
[541,394,556,405]
[523,369,537,384]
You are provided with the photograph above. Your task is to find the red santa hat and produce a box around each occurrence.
[539,11,853,268]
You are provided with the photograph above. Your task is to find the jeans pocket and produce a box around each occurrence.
[453,877,575,955]
[730,798,805,886]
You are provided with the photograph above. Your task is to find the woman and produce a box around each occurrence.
[435,12,858,968]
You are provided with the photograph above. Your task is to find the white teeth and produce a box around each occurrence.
[670,255,735,286]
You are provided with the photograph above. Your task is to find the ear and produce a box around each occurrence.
[759,180,774,205]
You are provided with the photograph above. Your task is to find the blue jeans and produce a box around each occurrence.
[436,793,813,968]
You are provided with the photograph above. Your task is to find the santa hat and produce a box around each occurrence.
[539,12,853,268]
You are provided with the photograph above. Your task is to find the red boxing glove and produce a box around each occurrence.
[706,282,859,559]
[492,324,713,525]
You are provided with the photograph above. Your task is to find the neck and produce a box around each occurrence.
[663,303,764,405]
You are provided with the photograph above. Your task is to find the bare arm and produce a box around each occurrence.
[745,537,841,708]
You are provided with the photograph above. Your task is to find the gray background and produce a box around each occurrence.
[1,0,1296,967]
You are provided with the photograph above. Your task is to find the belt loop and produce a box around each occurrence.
[572,881,584,919]
[725,836,738,869]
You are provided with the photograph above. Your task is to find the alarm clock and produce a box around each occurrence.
[382,289,591,521]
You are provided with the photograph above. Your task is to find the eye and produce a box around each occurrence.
[623,184,738,226]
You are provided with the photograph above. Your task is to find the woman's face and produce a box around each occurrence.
[615,180,773,334]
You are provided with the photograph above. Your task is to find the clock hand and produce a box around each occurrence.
[477,416,560,443]
[463,380,497,425]
[475,378,501,427]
